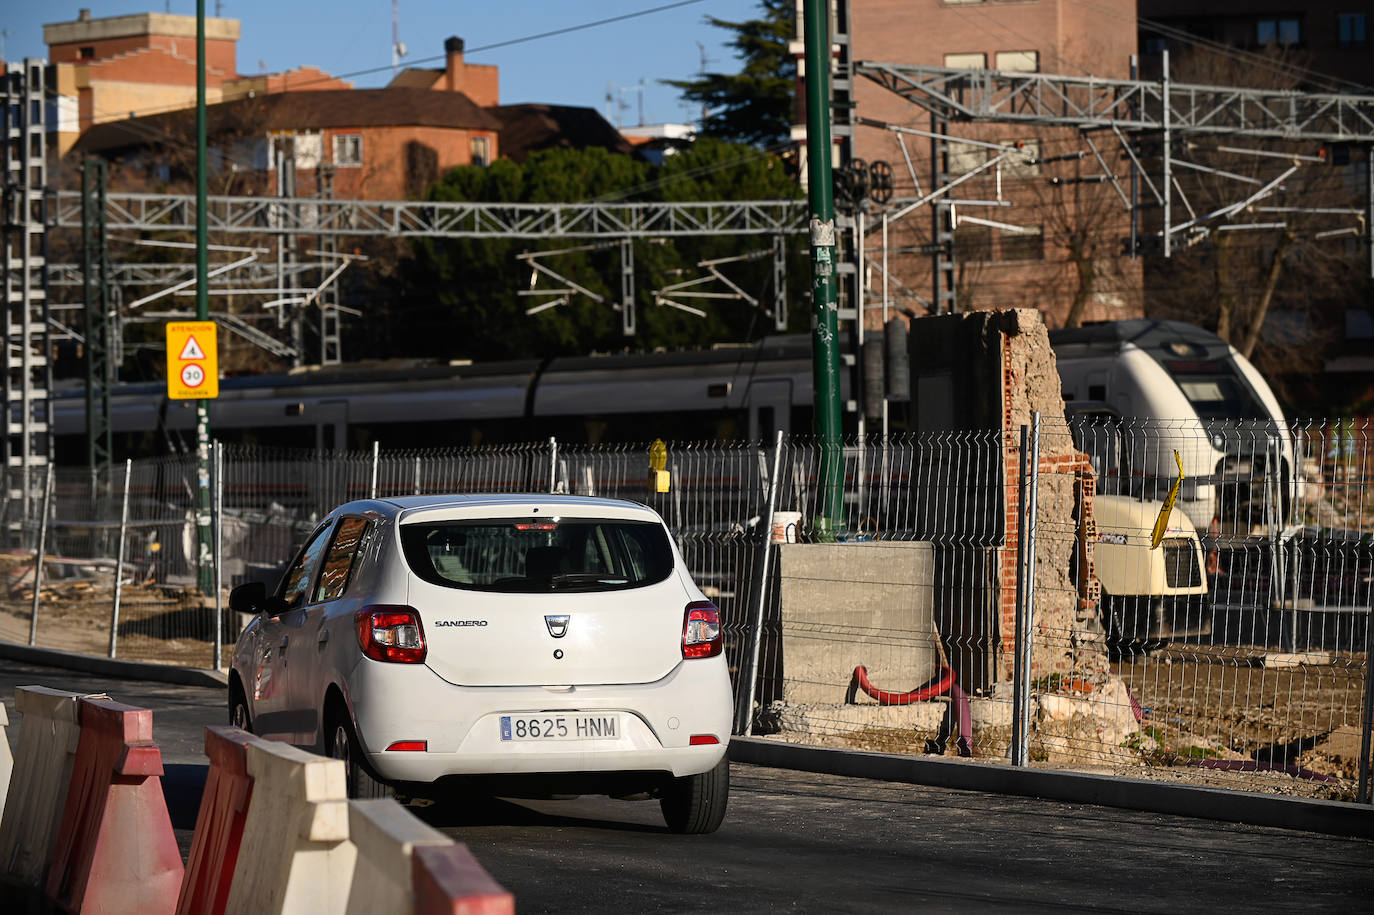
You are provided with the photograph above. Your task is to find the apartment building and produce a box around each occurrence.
[43,8,354,158]
[73,35,502,201]
[1138,1,1373,88]
[831,0,1143,328]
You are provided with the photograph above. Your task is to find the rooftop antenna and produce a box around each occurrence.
[695,42,714,127]
[391,0,408,75]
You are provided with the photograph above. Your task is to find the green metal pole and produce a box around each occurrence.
[802,0,844,537]
[195,1,214,593]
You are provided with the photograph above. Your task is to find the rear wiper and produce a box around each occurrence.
[547,572,629,586]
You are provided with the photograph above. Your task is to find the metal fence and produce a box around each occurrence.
[1,419,1370,800]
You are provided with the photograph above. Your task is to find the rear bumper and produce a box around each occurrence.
[344,655,732,784]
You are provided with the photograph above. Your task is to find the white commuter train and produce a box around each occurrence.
[1050,319,1299,531]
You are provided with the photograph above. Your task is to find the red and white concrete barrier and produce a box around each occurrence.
[0,686,85,894]
[44,695,184,915]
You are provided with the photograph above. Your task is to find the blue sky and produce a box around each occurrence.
[2,1,757,127]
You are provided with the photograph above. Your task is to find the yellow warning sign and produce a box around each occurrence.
[166,321,219,400]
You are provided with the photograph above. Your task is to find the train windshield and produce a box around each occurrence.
[1164,361,1269,421]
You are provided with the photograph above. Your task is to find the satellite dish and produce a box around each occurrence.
[395,41,408,58]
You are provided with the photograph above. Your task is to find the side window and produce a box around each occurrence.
[278,525,332,610]
[313,517,370,603]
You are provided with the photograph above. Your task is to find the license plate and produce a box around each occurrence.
[500,714,618,741]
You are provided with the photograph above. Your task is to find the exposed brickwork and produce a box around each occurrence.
[996,309,1107,682]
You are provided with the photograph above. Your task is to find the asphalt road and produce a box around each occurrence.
[2,661,1372,913]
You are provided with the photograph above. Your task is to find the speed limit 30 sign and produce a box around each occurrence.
[166,321,219,399]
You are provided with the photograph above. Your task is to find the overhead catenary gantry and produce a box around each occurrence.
[51,192,805,339]
[853,58,1374,277]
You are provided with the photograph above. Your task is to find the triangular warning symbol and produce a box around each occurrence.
[179,335,206,361]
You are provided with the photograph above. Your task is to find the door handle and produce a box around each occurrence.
[317,628,329,646]
[279,636,289,651]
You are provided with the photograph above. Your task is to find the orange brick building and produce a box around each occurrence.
[60,19,503,201]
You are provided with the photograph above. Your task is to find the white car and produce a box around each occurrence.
[228,493,733,834]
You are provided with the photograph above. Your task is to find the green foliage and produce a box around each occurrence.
[664,0,795,147]
[397,141,802,361]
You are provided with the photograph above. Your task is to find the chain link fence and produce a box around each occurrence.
[1,420,1370,799]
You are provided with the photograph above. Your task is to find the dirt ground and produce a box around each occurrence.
[759,643,1371,802]
[0,552,233,669]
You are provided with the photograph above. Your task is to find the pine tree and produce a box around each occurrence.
[665,0,795,147]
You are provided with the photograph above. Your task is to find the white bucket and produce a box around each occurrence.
[770,511,802,544]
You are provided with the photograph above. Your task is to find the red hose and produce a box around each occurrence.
[852,664,956,706]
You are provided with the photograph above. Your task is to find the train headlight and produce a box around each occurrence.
[1211,432,1226,452]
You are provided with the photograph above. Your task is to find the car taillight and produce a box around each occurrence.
[356,605,427,663]
[682,600,722,659]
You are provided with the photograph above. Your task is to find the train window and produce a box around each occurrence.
[1088,384,1106,401]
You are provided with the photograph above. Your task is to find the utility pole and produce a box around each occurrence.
[802,0,844,537]
[195,1,214,593]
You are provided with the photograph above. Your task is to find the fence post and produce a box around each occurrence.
[737,430,785,736]
[213,442,224,671]
[1011,414,1041,766]
[370,441,379,499]
[1359,592,1374,804]
[28,465,54,648]
[108,459,132,659]
[548,437,558,494]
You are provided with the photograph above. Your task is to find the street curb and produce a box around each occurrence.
[729,737,1374,839]
[0,640,228,690]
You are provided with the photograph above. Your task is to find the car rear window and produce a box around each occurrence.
[400,518,674,592]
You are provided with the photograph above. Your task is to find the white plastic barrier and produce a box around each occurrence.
[0,686,85,891]
[0,703,11,815]
[344,799,454,914]
[225,741,355,915]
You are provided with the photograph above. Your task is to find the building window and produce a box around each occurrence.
[946,140,987,175]
[1338,13,1367,47]
[1256,17,1301,47]
[1000,226,1044,262]
[954,223,993,262]
[1000,139,1041,177]
[334,134,363,167]
[79,46,95,60]
[995,51,1039,73]
[471,136,489,167]
[944,53,987,70]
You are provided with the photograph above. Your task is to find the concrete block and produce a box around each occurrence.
[225,742,355,915]
[345,799,453,915]
[772,700,946,739]
[0,686,85,892]
[778,541,939,706]
[1263,651,1334,668]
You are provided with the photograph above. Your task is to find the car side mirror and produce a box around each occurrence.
[229,581,267,615]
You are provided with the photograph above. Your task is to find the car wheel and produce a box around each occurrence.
[326,705,392,799]
[660,756,729,835]
[228,684,252,733]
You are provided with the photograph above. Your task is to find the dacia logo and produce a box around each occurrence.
[435,620,488,627]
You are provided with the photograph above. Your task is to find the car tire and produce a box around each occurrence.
[660,756,729,835]
[228,683,252,733]
[326,705,392,800]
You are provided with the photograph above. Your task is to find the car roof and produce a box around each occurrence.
[334,493,659,524]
